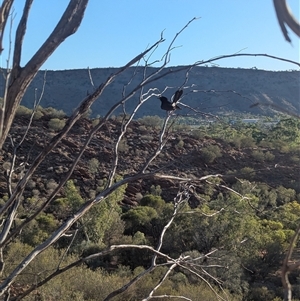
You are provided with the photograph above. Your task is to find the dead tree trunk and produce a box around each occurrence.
[0,0,89,149]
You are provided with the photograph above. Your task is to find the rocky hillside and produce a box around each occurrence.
[1,115,299,208]
[4,66,299,118]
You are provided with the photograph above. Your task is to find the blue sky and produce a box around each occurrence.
[1,0,299,71]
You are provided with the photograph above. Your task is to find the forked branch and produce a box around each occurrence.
[0,0,89,149]
[282,221,300,301]
[273,0,300,42]
[0,0,13,53]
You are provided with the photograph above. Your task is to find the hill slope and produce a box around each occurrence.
[5,66,299,118]
[1,115,299,208]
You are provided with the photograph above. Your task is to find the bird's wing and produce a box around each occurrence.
[160,96,169,102]
[172,90,183,104]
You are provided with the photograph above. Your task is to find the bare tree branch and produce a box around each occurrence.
[0,37,166,249]
[0,0,89,149]
[282,221,300,301]
[0,0,13,53]
[273,0,300,42]
[12,0,33,71]
[142,263,177,301]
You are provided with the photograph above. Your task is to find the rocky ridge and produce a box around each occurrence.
[0,115,299,208]
[5,66,299,118]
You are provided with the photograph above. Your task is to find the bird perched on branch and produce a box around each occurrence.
[159,89,183,111]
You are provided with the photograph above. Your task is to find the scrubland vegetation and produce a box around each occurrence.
[2,106,299,301]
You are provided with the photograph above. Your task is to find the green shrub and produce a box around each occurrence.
[138,125,148,133]
[46,178,58,190]
[176,139,184,149]
[5,242,129,301]
[20,214,58,246]
[290,155,300,163]
[138,115,162,128]
[264,151,275,161]
[191,129,206,140]
[140,194,165,211]
[240,136,255,148]
[252,150,275,162]
[92,118,100,127]
[252,150,265,162]
[33,109,44,120]
[16,105,32,117]
[272,140,291,153]
[247,286,276,301]
[200,144,222,163]
[122,206,158,232]
[240,167,255,180]
[231,137,242,149]
[27,179,36,189]
[258,140,273,148]
[48,118,66,131]
[149,185,162,196]
[118,138,129,153]
[174,123,191,132]
[42,106,66,118]
[1,161,11,171]
[88,158,100,175]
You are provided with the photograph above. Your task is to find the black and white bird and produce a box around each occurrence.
[159,89,183,111]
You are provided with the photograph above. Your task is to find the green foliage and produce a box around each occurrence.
[252,150,275,162]
[138,115,163,128]
[173,123,191,132]
[190,128,206,139]
[5,113,300,300]
[264,150,275,161]
[16,105,32,117]
[240,136,255,148]
[123,206,158,230]
[118,138,129,153]
[88,158,100,175]
[140,194,165,212]
[176,139,185,149]
[269,118,300,143]
[1,161,11,171]
[63,180,84,210]
[52,180,85,224]
[48,118,66,131]
[251,149,265,161]
[33,109,44,120]
[200,144,222,163]
[20,213,58,246]
[138,125,148,133]
[231,136,242,148]
[36,213,58,231]
[239,167,256,180]
[276,185,296,205]
[273,201,300,230]
[53,179,126,250]
[80,179,125,246]
[247,286,276,301]
[149,185,162,196]
[92,117,101,127]
[42,106,66,118]
[46,178,58,191]
[5,241,242,301]
[5,242,129,301]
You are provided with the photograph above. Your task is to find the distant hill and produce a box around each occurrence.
[3,66,299,118]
